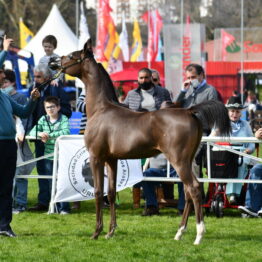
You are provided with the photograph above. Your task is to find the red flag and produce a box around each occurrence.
[221,29,235,61]
[96,0,119,62]
[142,10,163,62]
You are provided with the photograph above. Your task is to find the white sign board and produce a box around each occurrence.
[54,138,143,203]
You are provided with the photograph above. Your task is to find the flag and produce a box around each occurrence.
[142,10,163,62]
[78,1,90,49]
[96,0,119,62]
[221,29,236,61]
[19,18,34,48]
[118,12,129,61]
[156,36,163,61]
[130,19,143,62]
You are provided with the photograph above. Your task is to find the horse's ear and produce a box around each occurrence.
[83,39,93,55]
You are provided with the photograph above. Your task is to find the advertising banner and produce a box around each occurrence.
[163,23,206,97]
[54,138,143,202]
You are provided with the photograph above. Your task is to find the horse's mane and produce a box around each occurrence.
[97,63,119,104]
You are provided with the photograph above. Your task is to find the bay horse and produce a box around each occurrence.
[53,39,231,245]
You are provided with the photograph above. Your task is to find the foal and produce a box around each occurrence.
[54,39,231,244]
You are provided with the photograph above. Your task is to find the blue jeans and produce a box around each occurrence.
[226,161,249,196]
[35,141,49,206]
[13,174,28,208]
[45,159,70,212]
[245,164,262,212]
[142,168,185,211]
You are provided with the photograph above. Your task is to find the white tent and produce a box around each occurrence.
[24,4,78,64]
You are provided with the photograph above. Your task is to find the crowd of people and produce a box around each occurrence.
[0,33,262,239]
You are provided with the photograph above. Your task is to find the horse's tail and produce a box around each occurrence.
[189,100,231,136]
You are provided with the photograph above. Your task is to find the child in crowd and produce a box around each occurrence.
[29,96,70,214]
[39,35,63,86]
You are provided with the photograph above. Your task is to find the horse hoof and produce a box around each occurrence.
[174,226,186,241]
[193,237,202,245]
[90,233,99,240]
[174,233,182,241]
[105,233,113,239]
[105,230,115,239]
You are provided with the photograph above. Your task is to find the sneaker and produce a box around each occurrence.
[12,206,26,214]
[28,203,48,212]
[238,206,258,217]
[60,211,70,215]
[258,210,262,218]
[0,229,16,238]
[141,206,160,216]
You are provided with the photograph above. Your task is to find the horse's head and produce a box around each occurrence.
[49,39,94,78]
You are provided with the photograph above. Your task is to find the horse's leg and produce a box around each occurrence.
[174,185,193,241]
[188,175,205,245]
[89,155,105,239]
[173,163,205,245]
[105,159,118,239]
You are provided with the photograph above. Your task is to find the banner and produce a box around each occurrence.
[130,19,143,62]
[142,10,163,62]
[19,18,34,48]
[163,23,205,96]
[54,138,143,202]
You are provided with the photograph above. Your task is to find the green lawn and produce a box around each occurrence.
[1,180,262,262]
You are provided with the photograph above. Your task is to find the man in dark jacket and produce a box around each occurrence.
[28,63,72,211]
[123,67,171,112]
[123,68,172,213]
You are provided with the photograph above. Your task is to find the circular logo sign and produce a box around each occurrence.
[68,146,129,198]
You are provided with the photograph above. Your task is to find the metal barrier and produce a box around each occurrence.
[15,135,262,213]
[16,135,262,183]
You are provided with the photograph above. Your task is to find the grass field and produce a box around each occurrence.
[1,179,262,262]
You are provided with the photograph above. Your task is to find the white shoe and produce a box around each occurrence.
[258,210,262,218]
[238,206,258,217]
[60,211,70,215]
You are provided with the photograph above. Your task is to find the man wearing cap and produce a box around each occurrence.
[212,96,255,204]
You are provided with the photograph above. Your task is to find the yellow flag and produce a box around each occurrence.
[19,18,34,48]
[104,22,119,60]
[130,19,143,61]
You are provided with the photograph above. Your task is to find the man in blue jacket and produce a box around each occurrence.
[0,35,40,236]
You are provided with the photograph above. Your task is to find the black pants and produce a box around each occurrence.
[0,140,17,230]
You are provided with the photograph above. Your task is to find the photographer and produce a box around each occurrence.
[0,35,13,69]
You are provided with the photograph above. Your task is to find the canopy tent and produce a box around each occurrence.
[24,4,78,64]
[110,67,165,84]
[110,68,139,81]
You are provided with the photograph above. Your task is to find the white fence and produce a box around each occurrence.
[16,135,262,213]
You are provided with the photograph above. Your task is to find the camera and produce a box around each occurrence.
[0,35,4,50]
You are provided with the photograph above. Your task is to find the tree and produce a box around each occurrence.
[0,0,77,45]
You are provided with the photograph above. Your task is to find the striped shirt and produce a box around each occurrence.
[76,90,87,134]
[29,114,70,159]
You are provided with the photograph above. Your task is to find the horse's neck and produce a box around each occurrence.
[82,61,118,117]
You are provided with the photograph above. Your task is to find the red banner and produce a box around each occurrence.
[142,10,163,62]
